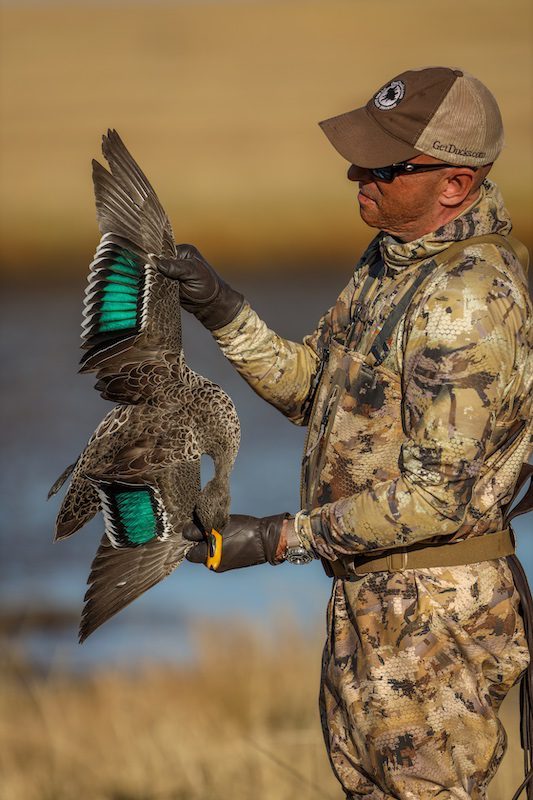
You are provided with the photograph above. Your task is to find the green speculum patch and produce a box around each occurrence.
[114,489,158,545]
[112,252,140,276]
[97,249,142,334]
[102,285,138,301]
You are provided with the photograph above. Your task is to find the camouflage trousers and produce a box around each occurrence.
[319,558,530,799]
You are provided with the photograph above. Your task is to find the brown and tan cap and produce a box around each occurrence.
[319,67,503,168]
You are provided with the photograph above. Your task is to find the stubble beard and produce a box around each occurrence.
[359,196,437,241]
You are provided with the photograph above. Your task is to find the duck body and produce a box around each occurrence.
[50,131,240,641]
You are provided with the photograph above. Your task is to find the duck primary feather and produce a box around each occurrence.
[50,130,240,642]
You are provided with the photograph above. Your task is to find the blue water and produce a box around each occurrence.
[0,281,531,670]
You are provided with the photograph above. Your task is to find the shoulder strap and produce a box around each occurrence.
[345,257,386,349]
[368,260,436,365]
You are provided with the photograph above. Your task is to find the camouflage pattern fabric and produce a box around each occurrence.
[322,559,529,799]
[213,179,532,798]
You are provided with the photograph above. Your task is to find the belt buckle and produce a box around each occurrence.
[386,549,408,571]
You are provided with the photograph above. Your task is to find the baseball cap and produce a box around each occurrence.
[319,67,504,168]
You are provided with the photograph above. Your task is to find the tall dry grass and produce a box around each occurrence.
[0,624,527,800]
[1,626,338,800]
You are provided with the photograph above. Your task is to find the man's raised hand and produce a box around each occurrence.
[155,244,244,330]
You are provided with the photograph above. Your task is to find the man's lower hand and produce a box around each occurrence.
[184,514,289,572]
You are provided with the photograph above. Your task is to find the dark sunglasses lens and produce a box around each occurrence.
[371,166,394,181]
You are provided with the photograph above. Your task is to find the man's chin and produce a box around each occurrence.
[358,203,380,228]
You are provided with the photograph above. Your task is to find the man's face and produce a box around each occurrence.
[347,155,453,238]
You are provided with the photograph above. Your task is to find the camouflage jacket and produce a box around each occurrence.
[213,180,532,562]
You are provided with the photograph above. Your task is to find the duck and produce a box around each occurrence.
[48,130,240,642]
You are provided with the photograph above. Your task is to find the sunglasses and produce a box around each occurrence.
[367,161,478,182]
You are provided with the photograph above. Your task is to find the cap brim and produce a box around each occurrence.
[319,106,419,168]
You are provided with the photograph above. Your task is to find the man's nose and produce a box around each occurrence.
[347,164,371,182]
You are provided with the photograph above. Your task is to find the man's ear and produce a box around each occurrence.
[439,169,477,208]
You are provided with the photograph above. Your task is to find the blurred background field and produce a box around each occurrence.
[1,625,337,800]
[0,0,532,279]
[0,630,524,800]
[1,1,532,798]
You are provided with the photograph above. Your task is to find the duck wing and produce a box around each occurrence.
[98,129,175,259]
[81,130,181,377]
[79,460,201,642]
[54,398,199,541]
[80,535,179,642]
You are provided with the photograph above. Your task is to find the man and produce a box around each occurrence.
[157,67,532,799]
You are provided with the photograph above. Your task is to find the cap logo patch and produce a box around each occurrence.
[373,80,405,111]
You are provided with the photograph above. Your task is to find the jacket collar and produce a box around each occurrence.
[379,179,513,272]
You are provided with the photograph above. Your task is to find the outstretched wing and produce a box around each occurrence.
[81,131,181,373]
[96,129,175,259]
[80,534,184,643]
[80,459,201,641]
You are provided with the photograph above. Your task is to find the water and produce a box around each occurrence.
[1,280,531,670]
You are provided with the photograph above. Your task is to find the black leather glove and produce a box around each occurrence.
[184,514,288,572]
[155,244,245,330]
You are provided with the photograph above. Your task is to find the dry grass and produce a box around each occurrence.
[0,624,527,800]
[0,0,532,280]
[1,626,339,800]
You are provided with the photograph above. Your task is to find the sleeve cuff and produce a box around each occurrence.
[294,504,354,562]
[210,301,253,337]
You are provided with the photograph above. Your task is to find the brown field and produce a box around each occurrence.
[0,0,532,280]
[0,626,527,799]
